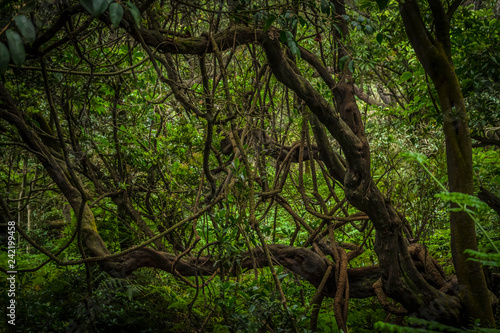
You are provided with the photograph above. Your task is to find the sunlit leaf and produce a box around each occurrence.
[434,192,489,210]
[400,151,430,166]
[400,71,413,81]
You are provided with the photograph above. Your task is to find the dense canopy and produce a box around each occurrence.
[1,0,499,332]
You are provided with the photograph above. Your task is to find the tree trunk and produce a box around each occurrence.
[261,29,462,325]
[398,0,495,325]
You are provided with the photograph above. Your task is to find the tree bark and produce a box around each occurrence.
[478,187,500,218]
[398,0,495,325]
[260,30,461,325]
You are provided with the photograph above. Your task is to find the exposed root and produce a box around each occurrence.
[408,243,447,288]
[373,279,408,315]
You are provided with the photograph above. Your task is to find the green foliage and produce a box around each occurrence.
[280,30,301,58]
[6,30,25,65]
[14,14,35,45]
[375,317,500,332]
[109,3,124,28]
[126,2,141,27]
[433,192,488,213]
[452,7,500,132]
[403,149,500,252]
[1,0,499,331]
[465,250,500,268]
[80,0,112,17]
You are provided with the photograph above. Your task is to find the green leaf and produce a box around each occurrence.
[465,250,500,267]
[320,0,330,15]
[400,151,429,166]
[278,273,289,280]
[109,2,123,28]
[6,30,25,66]
[348,59,355,73]
[263,14,276,32]
[127,2,141,27]
[365,24,373,34]
[14,15,36,45]
[94,0,112,16]
[400,71,413,81]
[285,31,300,58]
[441,192,489,209]
[279,31,287,43]
[288,40,300,57]
[376,33,383,44]
[376,0,389,10]
[0,42,10,73]
[80,0,96,15]
[339,55,349,71]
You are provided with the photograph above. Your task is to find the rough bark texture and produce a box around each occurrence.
[478,187,500,217]
[260,28,462,324]
[398,0,495,325]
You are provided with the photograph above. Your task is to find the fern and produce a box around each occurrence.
[464,249,500,268]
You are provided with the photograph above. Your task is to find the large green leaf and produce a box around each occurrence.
[109,2,123,27]
[14,15,36,45]
[127,2,141,27]
[80,0,96,15]
[94,0,112,16]
[400,71,413,81]
[348,59,355,73]
[263,14,276,32]
[0,42,10,73]
[6,30,25,66]
[80,0,111,16]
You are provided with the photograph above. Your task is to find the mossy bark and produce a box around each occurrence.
[399,0,495,325]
